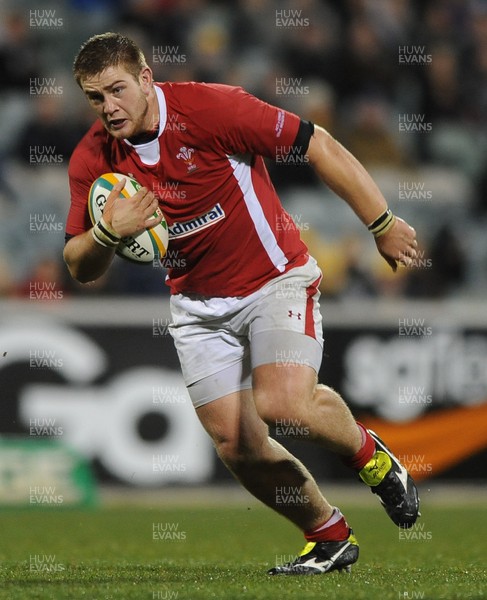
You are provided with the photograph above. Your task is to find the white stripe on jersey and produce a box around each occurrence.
[227,154,287,273]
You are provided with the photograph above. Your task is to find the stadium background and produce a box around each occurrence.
[0,0,486,503]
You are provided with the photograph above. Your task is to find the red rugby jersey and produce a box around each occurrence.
[66,82,310,296]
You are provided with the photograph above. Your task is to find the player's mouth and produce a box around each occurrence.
[109,118,128,131]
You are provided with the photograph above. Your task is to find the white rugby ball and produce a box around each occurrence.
[88,172,168,264]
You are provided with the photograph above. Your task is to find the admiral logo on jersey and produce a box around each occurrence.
[168,204,225,239]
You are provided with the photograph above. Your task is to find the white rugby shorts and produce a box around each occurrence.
[168,257,323,408]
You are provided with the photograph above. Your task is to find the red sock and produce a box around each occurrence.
[342,421,376,471]
[305,508,350,542]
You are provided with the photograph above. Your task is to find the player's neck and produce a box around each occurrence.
[129,89,160,145]
[128,125,159,145]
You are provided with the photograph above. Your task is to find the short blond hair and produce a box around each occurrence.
[73,32,148,86]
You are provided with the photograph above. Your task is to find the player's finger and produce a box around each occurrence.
[144,208,164,228]
[144,216,163,229]
[140,188,157,207]
[108,178,126,199]
[144,199,160,219]
[133,186,148,201]
[382,253,397,272]
[398,252,413,267]
[116,179,126,193]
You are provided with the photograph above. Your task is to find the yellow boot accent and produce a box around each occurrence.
[298,542,316,557]
[359,451,392,486]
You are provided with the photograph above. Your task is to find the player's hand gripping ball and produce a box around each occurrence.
[88,172,168,263]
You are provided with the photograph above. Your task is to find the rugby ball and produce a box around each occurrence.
[88,172,168,264]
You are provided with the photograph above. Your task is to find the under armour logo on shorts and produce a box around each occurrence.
[288,310,302,320]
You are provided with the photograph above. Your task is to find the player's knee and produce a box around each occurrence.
[254,393,302,427]
[253,366,317,425]
[315,383,339,396]
[214,439,240,469]
[256,383,346,426]
[314,383,349,409]
[214,436,269,472]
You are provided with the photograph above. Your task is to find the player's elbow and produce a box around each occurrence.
[70,269,96,285]
[63,259,92,284]
[63,245,96,284]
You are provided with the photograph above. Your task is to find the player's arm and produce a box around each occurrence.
[64,229,117,284]
[64,179,161,283]
[306,125,417,271]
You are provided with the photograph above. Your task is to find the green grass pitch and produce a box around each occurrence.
[0,494,485,600]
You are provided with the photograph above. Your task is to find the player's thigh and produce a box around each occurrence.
[250,328,321,423]
[252,362,318,425]
[196,388,269,463]
[169,293,250,396]
[246,254,324,381]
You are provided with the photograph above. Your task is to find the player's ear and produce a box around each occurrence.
[139,67,153,95]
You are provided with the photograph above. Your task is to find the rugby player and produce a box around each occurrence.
[64,32,419,575]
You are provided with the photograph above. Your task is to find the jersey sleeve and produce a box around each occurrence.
[186,83,303,159]
[65,124,109,237]
[65,152,93,237]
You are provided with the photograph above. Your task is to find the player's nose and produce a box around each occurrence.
[103,98,118,115]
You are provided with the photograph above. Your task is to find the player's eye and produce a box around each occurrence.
[112,86,124,95]
[87,93,103,104]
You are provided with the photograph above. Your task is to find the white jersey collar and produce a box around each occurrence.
[123,85,166,166]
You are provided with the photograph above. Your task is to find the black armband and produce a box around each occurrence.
[291,119,315,157]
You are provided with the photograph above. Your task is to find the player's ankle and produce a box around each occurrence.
[341,422,376,471]
[304,508,350,542]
